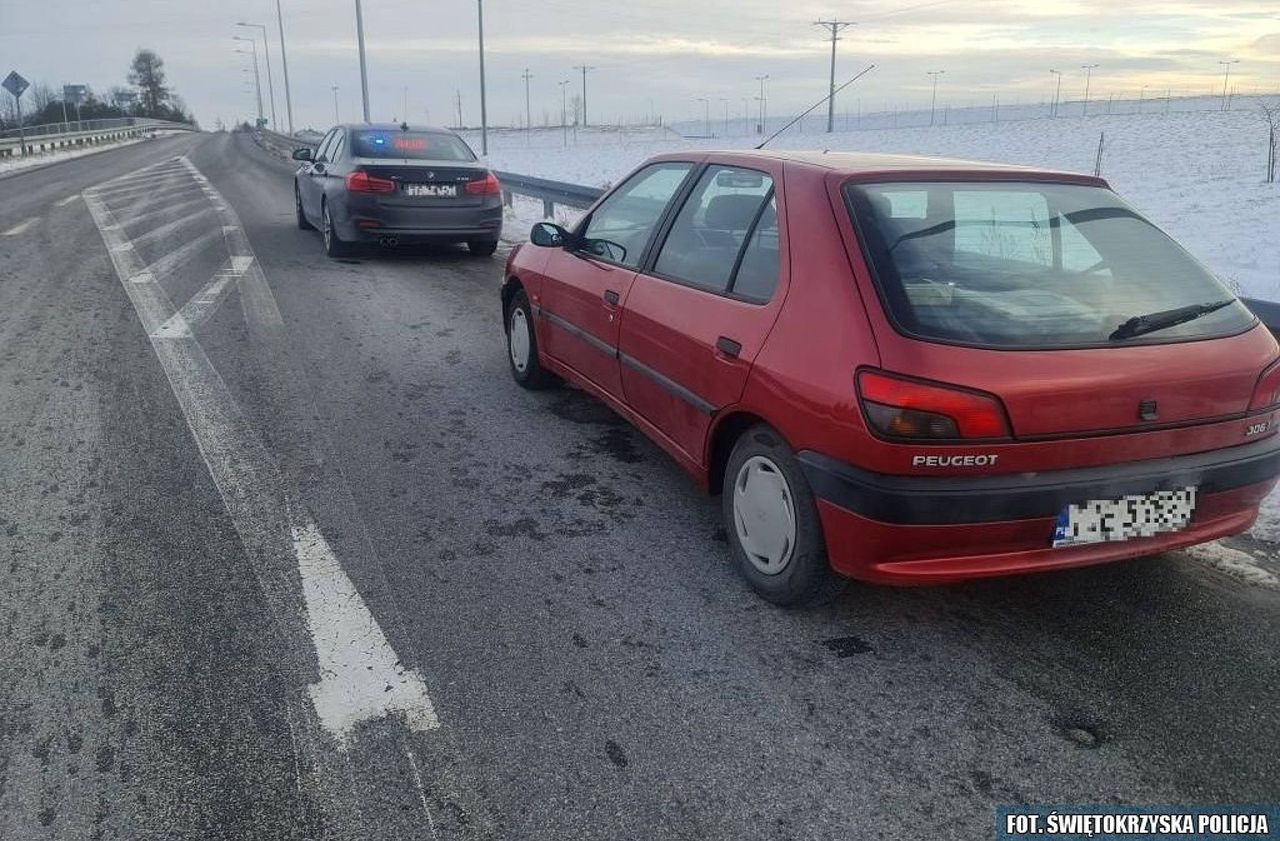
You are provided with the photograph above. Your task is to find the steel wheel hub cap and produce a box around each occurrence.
[732,455,797,575]
[509,307,531,372]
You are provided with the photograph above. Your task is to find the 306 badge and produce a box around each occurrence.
[1245,414,1274,438]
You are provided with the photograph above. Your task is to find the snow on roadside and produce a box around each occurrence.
[1182,542,1279,590]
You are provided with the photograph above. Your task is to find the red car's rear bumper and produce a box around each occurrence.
[799,438,1280,585]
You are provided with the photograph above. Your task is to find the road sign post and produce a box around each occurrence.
[4,70,31,156]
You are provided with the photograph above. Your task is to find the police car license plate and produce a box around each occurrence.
[1051,487,1196,548]
[405,183,457,197]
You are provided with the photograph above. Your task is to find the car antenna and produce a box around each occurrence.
[755,64,876,150]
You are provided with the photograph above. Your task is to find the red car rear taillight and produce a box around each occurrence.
[1250,359,1280,410]
[857,369,1011,440]
[345,171,397,194]
[465,172,501,195]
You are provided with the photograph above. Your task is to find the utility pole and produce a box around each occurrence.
[696,97,710,137]
[721,98,730,137]
[276,0,294,133]
[1049,68,1062,117]
[1219,59,1239,111]
[354,0,370,122]
[236,22,277,130]
[456,90,463,128]
[559,80,569,147]
[477,0,488,154]
[754,74,769,134]
[814,19,854,133]
[521,68,533,136]
[927,70,944,126]
[332,85,340,123]
[1138,84,1147,113]
[1081,64,1099,116]
[233,37,264,127]
[573,65,596,127]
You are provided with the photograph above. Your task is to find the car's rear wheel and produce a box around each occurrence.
[506,288,558,390]
[295,183,314,230]
[322,200,351,258]
[722,425,845,606]
[468,239,499,257]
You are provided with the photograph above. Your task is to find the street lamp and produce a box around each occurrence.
[927,70,944,127]
[1219,59,1239,111]
[354,0,370,122]
[1138,84,1147,114]
[1049,69,1062,117]
[559,80,569,147]
[1081,64,1099,115]
[274,0,294,133]
[235,22,276,130]
[754,74,769,134]
[696,97,710,137]
[720,97,730,138]
[332,84,340,123]
[476,0,488,155]
[233,38,264,126]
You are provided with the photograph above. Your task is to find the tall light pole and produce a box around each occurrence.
[696,97,710,137]
[354,0,371,122]
[927,70,944,127]
[521,68,533,135]
[1049,69,1062,117]
[721,97,730,137]
[573,65,596,127]
[814,20,854,133]
[233,38,264,126]
[754,74,769,134]
[1219,59,1239,111]
[559,79,569,147]
[477,0,488,155]
[1081,64,1099,115]
[275,0,294,133]
[236,22,276,130]
[1138,84,1147,114]
[332,85,340,123]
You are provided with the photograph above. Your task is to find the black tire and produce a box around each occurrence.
[322,200,351,258]
[468,239,499,257]
[505,288,558,390]
[295,183,314,230]
[722,424,846,607]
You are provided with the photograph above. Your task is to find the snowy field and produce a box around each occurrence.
[471,106,1280,572]
[471,105,1280,301]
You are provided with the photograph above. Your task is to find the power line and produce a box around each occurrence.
[814,19,855,134]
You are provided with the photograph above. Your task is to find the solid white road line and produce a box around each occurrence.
[130,207,216,250]
[119,196,210,232]
[2,218,39,236]
[54,195,82,207]
[152,256,255,338]
[83,166,440,748]
[142,228,223,279]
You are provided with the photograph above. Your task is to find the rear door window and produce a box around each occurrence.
[846,181,1254,348]
[653,166,774,295]
[577,163,694,269]
[314,129,339,162]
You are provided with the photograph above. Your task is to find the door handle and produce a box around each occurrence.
[716,336,742,359]
[603,290,620,306]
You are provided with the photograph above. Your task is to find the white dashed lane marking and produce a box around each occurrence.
[54,195,82,207]
[2,217,39,236]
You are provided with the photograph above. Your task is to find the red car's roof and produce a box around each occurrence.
[647,148,1107,186]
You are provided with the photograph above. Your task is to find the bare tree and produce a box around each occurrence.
[30,82,57,113]
[1262,101,1278,184]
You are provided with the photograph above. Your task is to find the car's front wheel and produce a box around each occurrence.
[295,183,314,230]
[468,239,499,257]
[722,425,845,606]
[506,288,558,390]
[322,200,351,258]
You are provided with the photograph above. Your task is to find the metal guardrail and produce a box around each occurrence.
[1242,298,1280,335]
[0,118,196,159]
[254,128,604,217]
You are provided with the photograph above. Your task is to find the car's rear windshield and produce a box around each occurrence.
[350,130,476,162]
[845,180,1255,348]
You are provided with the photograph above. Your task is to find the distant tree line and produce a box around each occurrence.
[0,48,194,130]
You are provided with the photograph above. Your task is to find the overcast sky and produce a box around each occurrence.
[2,0,1278,130]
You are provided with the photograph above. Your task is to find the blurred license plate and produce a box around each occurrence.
[1051,487,1196,547]
[405,184,456,197]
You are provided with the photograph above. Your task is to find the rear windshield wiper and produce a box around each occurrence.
[1108,299,1236,341]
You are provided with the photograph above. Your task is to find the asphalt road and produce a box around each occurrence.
[1,131,1277,840]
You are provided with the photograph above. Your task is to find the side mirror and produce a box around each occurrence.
[292,147,313,161]
[530,222,570,248]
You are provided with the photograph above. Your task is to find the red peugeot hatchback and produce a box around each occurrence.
[500,150,1280,605]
